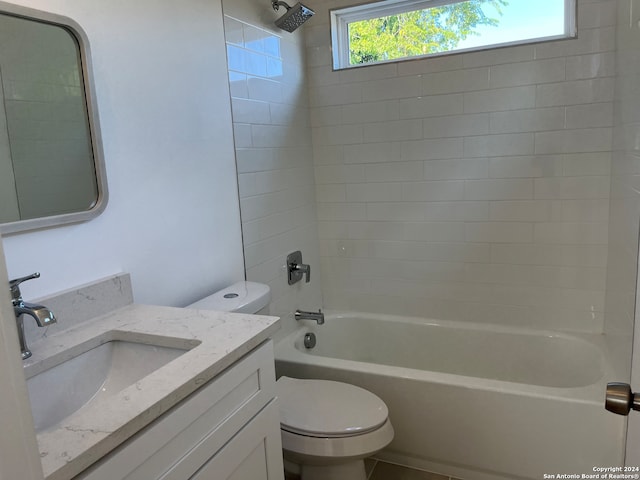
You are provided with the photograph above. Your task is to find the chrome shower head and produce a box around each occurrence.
[272,1,315,33]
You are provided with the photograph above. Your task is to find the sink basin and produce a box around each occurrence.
[26,335,192,433]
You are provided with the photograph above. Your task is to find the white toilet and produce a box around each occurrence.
[187,280,271,313]
[188,281,394,480]
[277,376,394,480]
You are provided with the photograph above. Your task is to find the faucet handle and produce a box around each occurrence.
[9,272,40,303]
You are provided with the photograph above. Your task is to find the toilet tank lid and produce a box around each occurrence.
[276,376,388,438]
[187,281,270,313]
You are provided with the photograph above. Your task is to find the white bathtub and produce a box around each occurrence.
[275,312,626,480]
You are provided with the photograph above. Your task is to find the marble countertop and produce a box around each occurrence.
[23,304,280,480]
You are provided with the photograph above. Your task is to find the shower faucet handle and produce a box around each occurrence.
[287,251,311,285]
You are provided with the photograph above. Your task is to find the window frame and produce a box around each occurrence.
[330,0,577,70]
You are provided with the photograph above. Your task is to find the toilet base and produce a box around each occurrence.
[300,460,367,480]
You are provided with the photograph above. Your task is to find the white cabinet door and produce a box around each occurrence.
[190,401,284,480]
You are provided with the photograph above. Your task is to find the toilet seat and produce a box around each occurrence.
[277,376,388,438]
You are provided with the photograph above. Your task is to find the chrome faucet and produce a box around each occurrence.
[10,273,56,360]
[295,309,324,325]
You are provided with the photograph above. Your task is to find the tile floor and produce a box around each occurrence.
[284,459,463,480]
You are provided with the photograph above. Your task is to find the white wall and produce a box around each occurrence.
[0,0,245,307]
[305,0,616,333]
[222,0,323,336]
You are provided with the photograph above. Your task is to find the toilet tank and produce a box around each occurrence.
[187,281,271,314]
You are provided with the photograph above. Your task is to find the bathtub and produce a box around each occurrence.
[275,312,626,480]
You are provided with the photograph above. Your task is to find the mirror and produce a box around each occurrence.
[0,4,107,234]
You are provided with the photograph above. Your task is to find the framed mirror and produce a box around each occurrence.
[0,2,107,235]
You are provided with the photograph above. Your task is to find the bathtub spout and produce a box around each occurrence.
[295,309,324,325]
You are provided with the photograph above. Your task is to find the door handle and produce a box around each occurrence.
[605,382,640,416]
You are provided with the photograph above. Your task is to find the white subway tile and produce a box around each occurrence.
[565,103,613,129]
[464,179,533,200]
[565,52,616,80]
[536,78,615,107]
[535,128,612,154]
[401,138,464,160]
[315,184,347,203]
[310,105,342,127]
[223,16,244,46]
[339,63,398,84]
[489,155,563,178]
[422,201,489,221]
[465,222,534,243]
[424,158,489,180]
[489,200,552,222]
[366,203,426,221]
[233,123,253,148]
[464,133,535,157]
[489,108,565,134]
[490,244,608,267]
[551,199,610,223]
[344,142,401,164]
[306,45,332,67]
[562,152,612,176]
[317,203,367,221]
[231,98,271,124]
[362,76,422,101]
[534,26,616,59]
[533,222,609,244]
[312,124,363,145]
[534,176,610,199]
[578,0,618,29]
[247,76,282,102]
[310,83,362,106]
[422,67,490,95]
[349,221,407,241]
[363,119,423,142]
[397,54,464,75]
[402,181,466,201]
[423,113,489,138]
[235,148,276,173]
[404,222,467,242]
[365,161,424,182]
[314,164,365,184]
[463,86,536,113]
[370,240,490,263]
[462,45,534,68]
[346,183,403,202]
[312,145,344,165]
[398,94,463,119]
[342,100,400,124]
[489,58,566,89]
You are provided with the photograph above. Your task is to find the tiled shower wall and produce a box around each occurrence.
[222,0,322,335]
[305,0,616,333]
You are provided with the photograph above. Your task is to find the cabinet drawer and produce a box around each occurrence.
[188,400,283,480]
[76,341,276,480]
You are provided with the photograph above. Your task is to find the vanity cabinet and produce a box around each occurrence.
[75,341,284,480]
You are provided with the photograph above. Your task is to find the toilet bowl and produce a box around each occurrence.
[277,376,394,480]
[188,283,394,479]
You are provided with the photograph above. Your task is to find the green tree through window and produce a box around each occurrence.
[348,0,508,65]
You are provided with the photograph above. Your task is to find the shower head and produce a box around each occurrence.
[272,1,315,33]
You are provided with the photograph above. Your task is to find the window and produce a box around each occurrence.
[331,0,576,70]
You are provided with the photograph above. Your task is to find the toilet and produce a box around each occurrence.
[187,280,271,314]
[277,376,394,480]
[188,281,394,480]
